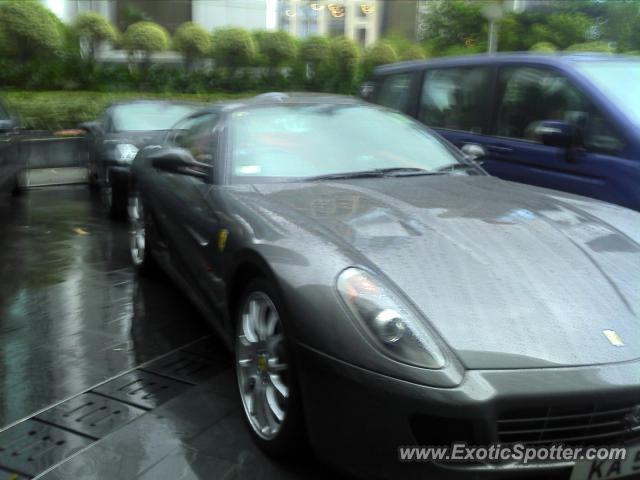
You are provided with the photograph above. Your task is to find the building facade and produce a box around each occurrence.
[277,1,384,47]
[44,0,279,32]
[45,0,385,47]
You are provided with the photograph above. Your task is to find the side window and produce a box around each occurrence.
[496,66,624,152]
[418,67,490,134]
[101,112,112,133]
[168,116,198,148]
[376,73,413,113]
[180,112,220,165]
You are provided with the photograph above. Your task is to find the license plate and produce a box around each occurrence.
[570,445,640,480]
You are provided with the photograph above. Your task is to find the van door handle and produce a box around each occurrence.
[487,145,513,153]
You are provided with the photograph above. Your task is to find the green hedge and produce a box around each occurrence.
[3,91,248,130]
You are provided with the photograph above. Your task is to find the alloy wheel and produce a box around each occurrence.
[129,195,145,266]
[236,291,290,440]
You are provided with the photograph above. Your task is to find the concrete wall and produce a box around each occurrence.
[23,134,88,169]
[17,134,89,187]
[192,0,275,31]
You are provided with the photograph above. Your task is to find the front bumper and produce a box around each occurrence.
[108,165,131,184]
[108,166,131,195]
[295,343,640,479]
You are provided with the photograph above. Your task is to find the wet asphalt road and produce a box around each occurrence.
[0,187,337,479]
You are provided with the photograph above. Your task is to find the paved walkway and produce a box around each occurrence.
[0,187,337,479]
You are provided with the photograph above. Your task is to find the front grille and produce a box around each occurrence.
[409,414,477,446]
[498,400,640,447]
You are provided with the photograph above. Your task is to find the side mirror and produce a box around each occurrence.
[79,121,102,135]
[150,148,209,180]
[460,143,487,164]
[534,121,576,149]
[359,82,376,101]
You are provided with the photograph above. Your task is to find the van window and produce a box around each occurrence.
[418,67,490,134]
[497,66,624,152]
[377,74,413,113]
[575,61,640,128]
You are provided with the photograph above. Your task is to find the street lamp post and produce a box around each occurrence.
[482,2,504,53]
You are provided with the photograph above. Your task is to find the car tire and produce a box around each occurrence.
[87,172,99,191]
[235,278,307,458]
[11,172,22,196]
[109,172,128,220]
[129,192,158,276]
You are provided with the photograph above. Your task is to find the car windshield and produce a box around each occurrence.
[112,103,198,132]
[229,104,465,182]
[575,61,640,127]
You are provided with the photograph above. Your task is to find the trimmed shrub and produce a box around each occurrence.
[440,43,485,57]
[544,13,593,49]
[173,22,210,69]
[566,41,616,53]
[400,44,426,61]
[363,41,398,76]
[256,30,297,70]
[530,42,557,53]
[73,11,118,60]
[298,35,331,89]
[3,91,248,131]
[123,21,170,60]
[330,36,360,93]
[0,0,63,60]
[211,27,255,71]
[300,35,330,66]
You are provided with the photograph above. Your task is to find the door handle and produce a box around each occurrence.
[487,145,513,153]
[185,225,210,247]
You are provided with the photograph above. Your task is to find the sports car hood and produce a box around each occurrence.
[250,176,640,369]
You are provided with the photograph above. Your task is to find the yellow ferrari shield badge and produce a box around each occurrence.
[217,229,229,252]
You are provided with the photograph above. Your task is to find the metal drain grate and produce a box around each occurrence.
[92,370,190,410]
[0,420,92,477]
[141,350,227,385]
[36,393,145,439]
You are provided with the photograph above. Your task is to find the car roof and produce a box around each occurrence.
[108,99,204,109]
[188,92,364,116]
[373,52,638,76]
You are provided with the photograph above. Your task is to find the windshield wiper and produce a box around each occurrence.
[305,167,443,181]
[434,163,480,173]
[304,170,386,181]
[374,167,443,177]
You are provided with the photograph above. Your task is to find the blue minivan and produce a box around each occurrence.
[363,53,640,211]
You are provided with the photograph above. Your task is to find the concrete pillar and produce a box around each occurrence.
[317,2,328,36]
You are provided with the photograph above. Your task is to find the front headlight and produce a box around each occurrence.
[337,267,446,369]
[114,143,139,164]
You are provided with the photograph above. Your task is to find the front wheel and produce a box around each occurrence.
[235,279,306,457]
[109,171,128,220]
[129,192,158,276]
[11,171,22,196]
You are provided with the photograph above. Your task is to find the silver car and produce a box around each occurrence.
[129,93,640,479]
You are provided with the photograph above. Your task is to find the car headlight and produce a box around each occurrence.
[337,267,446,369]
[114,143,139,164]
